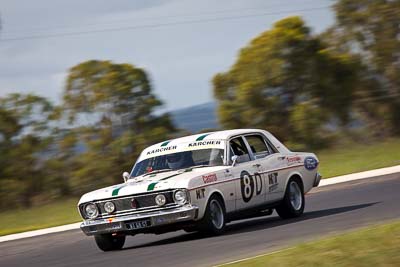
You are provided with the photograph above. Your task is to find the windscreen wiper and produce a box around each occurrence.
[188,165,212,170]
[143,168,173,177]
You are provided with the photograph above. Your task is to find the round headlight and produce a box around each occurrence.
[84,203,98,219]
[174,190,187,205]
[104,201,116,214]
[155,194,167,206]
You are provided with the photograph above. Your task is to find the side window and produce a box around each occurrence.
[245,135,270,159]
[265,138,279,154]
[229,137,251,163]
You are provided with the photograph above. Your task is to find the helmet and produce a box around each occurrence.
[166,151,192,170]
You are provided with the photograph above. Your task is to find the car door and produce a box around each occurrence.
[228,136,264,211]
[242,134,281,203]
[261,135,289,202]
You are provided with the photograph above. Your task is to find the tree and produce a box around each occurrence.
[62,60,175,193]
[332,0,400,135]
[64,60,162,130]
[213,16,359,147]
[0,94,55,208]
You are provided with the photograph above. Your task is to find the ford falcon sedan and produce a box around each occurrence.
[78,129,321,251]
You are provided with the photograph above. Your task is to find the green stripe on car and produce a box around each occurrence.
[112,186,124,196]
[196,134,209,141]
[160,141,170,147]
[147,182,158,191]
[146,170,192,191]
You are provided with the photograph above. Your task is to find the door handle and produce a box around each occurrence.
[278,156,286,160]
[252,163,261,168]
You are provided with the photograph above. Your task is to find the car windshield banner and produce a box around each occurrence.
[138,140,226,160]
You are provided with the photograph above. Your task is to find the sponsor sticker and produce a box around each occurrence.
[196,188,206,199]
[304,156,318,170]
[139,140,225,160]
[268,172,279,192]
[287,156,302,165]
[188,140,221,147]
[146,145,177,155]
[202,173,217,183]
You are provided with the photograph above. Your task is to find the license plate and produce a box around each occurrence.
[126,219,151,230]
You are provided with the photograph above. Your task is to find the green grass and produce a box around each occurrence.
[0,198,81,236]
[1,138,399,236]
[224,220,400,267]
[317,138,400,178]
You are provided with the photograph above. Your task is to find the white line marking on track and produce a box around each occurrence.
[214,247,295,266]
[319,165,400,187]
[0,223,81,243]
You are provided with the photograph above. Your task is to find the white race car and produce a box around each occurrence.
[78,129,321,251]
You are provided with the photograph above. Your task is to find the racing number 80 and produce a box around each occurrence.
[240,171,263,203]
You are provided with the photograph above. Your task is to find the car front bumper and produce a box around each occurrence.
[80,204,198,236]
[313,172,322,187]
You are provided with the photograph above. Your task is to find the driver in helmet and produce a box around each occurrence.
[166,151,194,170]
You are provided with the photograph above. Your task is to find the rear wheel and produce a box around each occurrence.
[276,177,304,219]
[199,195,226,235]
[94,233,125,251]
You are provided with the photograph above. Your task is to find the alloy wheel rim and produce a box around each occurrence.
[289,181,302,211]
[210,199,224,229]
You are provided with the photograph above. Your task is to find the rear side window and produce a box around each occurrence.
[245,135,272,159]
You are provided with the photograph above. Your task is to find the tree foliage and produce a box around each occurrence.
[0,60,176,209]
[331,0,400,134]
[213,16,359,146]
[0,94,55,208]
[61,60,175,194]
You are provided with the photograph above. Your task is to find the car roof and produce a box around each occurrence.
[137,128,290,162]
[148,129,266,149]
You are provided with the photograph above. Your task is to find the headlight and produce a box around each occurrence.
[155,194,167,206]
[174,190,188,205]
[104,201,116,213]
[84,203,99,219]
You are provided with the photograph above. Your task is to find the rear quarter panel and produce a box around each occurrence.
[283,152,319,194]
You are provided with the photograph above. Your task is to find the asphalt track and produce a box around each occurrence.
[1,174,400,267]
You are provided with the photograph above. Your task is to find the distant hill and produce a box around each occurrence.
[170,102,219,133]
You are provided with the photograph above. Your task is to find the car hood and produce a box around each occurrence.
[78,166,229,204]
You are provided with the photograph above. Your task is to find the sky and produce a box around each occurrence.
[0,0,334,112]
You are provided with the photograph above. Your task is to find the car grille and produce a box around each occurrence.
[94,190,177,217]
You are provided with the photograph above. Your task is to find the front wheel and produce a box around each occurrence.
[199,195,226,235]
[94,233,126,251]
[276,177,305,219]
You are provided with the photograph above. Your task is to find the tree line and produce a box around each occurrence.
[214,1,400,148]
[0,1,399,210]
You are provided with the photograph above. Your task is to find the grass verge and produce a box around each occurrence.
[0,198,81,236]
[222,220,400,267]
[317,138,400,178]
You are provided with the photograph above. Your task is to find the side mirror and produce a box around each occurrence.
[122,172,131,182]
[231,155,239,167]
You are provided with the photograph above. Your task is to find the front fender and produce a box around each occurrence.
[189,187,227,220]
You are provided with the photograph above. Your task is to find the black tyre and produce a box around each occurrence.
[199,195,226,235]
[94,234,126,251]
[276,177,305,219]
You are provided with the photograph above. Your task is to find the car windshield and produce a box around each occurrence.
[131,148,224,177]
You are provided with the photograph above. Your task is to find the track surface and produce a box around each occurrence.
[1,174,400,267]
